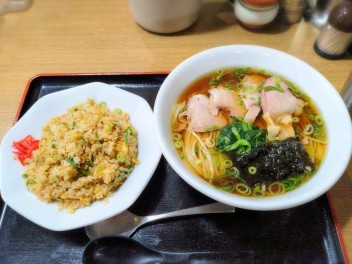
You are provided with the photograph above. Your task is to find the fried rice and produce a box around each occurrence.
[23,98,139,213]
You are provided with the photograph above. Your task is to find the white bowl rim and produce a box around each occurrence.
[154,44,352,211]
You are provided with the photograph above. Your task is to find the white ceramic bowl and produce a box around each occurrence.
[154,45,352,211]
[0,82,161,230]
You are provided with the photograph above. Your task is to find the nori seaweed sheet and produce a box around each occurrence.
[235,137,313,186]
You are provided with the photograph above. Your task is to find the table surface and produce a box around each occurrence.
[0,0,351,261]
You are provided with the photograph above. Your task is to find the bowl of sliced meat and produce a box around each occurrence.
[154,45,352,210]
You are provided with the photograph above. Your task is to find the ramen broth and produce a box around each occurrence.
[171,67,327,198]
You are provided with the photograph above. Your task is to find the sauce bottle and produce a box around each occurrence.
[314,1,352,59]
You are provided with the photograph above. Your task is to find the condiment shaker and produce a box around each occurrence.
[278,0,307,24]
[314,1,352,59]
[233,0,280,29]
[304,0,344,28]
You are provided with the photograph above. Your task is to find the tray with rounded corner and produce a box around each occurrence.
[0,73,348,264]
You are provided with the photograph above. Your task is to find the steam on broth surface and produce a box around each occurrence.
[171,67,327,197]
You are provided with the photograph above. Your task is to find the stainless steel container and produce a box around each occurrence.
[304,0,344,28]
[278,0,307,24]
[341,72,352,118]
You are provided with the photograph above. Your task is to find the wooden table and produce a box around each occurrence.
[0,0,351,261]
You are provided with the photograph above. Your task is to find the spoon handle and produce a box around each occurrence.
[161,250,253,264]
[142,202,234,225]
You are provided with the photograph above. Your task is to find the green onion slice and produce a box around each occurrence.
[248,166,257,175]
[292,117,299,123]
[315,115,324,126]
[172,133,182,141]
[303,124,314,135]
[235,183,251,196]
[252,187,265,198]
[223,159,233,169]
[114,108,122,114]
[174,140,183,149]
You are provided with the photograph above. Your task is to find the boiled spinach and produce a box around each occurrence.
[216,119,268,156]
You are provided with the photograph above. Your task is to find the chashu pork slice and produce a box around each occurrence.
[261,77,304,119]
[186,94,228,132]
[209,86,246,118]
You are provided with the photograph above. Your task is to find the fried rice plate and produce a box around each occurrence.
[22,99,139,213]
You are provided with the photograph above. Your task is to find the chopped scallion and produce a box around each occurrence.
[174,140,183,149]
[79,169,90,176]
[303,124,314,135]
[172,133,182,141]
[223,159,233,169]
[66,157,79,167]
[114,108,122,114]
[235,183,251,196]
[292,117,299,123]
[252,187,265,197]
[315,115,324,126]
[248,166,257,174]
[117,154,126,163]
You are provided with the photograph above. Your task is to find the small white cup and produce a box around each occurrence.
[234,0,279,28]
[128,0,202,34]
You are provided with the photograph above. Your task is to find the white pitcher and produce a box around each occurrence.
[0,0,32,15]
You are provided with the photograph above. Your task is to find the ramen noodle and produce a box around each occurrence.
[171,68,326,197]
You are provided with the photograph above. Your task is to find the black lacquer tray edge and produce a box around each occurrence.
[325,192,350,263]
[13,71,170,124]
[2,72,350,264]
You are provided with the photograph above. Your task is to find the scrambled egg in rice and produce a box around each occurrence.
[23,99,139,213]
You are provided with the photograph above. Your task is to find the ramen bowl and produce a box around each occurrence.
[154,45,352,211]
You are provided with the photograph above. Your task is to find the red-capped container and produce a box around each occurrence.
[242,0,279,7]
[234,0,280,28]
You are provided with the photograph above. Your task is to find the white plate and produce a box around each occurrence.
[0,82,161,231]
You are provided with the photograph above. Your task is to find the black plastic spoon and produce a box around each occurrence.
[82,236,249,264]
